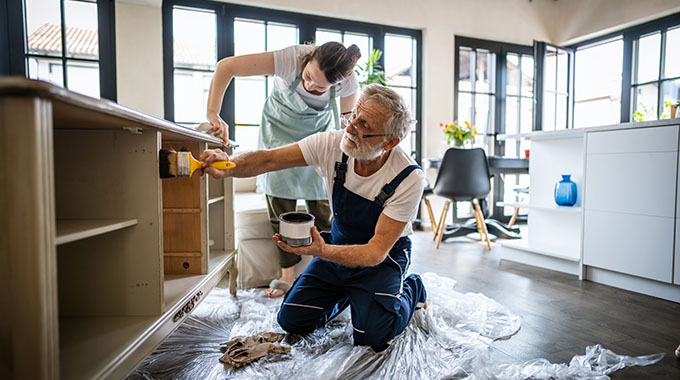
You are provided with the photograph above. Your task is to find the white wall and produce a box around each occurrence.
[550,0,680,45]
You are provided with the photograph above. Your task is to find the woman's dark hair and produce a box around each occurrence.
[301,41,362,84]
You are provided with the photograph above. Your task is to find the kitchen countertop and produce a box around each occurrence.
[498,118,680,141]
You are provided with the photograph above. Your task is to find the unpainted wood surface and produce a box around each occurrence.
[1,97,60,379]
[54,129,163,317]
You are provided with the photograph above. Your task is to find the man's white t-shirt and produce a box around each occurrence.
[273,45,360,109]
[299,130,426,236]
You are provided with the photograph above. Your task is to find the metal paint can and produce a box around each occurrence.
[278,212,315,246]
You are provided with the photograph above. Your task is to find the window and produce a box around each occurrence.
[574,38,623,128]
[457,47,496,148]
[454,36,532,220]
[163,1,422,163]
[569,12,680,125]
[233,18,298,151]
[631,26,680,121]
[16,0,116,99]
[535,43,573,131]
[385,34,418,156]
[171,7,216,126]
[502,52,533,216]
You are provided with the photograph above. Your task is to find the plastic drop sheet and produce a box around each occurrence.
[127,272,663,380]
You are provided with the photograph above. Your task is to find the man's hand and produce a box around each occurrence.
[207,113,229,141]
[273,226,329,259]
[198,148,231,178]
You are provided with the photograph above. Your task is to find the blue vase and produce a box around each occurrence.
[554,175,577,206]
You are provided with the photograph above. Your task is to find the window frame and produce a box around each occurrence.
[454,36,533,222]
[533,41,575,132]
[162,0,422,163]
[567,12,680,124]
[1,0,117,100]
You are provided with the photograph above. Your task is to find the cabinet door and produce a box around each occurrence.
[676,143,680,285]
[584,125,679,284]
[584,151,677,217]
[675,217,679,285]
[584,210,674,282]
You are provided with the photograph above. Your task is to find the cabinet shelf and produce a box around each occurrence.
[499,238,580,262]
[59,249,235,380]
[497,201,582,213]
[208,196,225,205]
[55,219,138,245]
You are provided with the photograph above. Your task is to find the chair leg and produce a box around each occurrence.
[508,207,520,227]
[424,197,438,239]
[433,199,448,241]
[472,204,484,242]
[473,199,492,251]
[436,201,451,249]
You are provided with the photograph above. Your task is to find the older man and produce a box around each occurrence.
[199,84,427,352]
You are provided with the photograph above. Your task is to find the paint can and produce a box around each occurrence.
[278,212,315,246]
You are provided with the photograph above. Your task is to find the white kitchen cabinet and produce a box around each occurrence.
[583,210,674,282]
[498,119,680,302]
[583,126,678,283]
[676,143,680,286]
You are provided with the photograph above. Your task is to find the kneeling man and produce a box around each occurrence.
[199,84,427,352]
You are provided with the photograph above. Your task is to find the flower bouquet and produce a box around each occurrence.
[441,121,477,147]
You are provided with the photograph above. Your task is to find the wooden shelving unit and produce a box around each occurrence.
[0,78,238,380]
[55,219,139,245]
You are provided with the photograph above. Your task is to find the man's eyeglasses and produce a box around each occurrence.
[340,113,390,139]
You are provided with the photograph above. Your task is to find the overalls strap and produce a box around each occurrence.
[374,164,421,206]
[333,153,350,184]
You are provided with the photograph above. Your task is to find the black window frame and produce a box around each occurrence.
[162,0,423,163]
[1,0,117,100]
[533,41,574,132]
[567,12,680,124]
[454,36,532,222]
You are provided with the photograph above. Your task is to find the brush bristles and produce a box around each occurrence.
[176,152,191,176]
[159,149,178,178]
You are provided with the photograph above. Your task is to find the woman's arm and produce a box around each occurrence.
[339,91,359,115]
[206,52,275,140]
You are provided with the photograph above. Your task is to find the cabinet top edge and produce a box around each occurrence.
[498,119,680,141]
[0,77,236,147]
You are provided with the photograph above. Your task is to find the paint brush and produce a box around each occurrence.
[159,149,235,178]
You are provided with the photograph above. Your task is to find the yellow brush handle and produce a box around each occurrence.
[206,160,236,170]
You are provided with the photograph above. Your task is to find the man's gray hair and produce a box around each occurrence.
[360,84,413,141]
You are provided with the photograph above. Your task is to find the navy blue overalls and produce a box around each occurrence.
[277,153,427,352]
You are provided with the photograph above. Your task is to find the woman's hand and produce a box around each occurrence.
[207,113,229,141]
[198,148,231,178]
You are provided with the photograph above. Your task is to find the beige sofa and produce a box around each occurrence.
[235,192,312,288]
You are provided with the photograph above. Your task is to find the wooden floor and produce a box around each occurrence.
[408,229,680,379]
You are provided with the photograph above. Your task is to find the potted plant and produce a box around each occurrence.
[355,49,387,87]
[441,121,477,148]
[672,100,680,119]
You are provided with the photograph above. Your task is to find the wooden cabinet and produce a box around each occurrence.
[583,125,679,283]
[0,78,237,380]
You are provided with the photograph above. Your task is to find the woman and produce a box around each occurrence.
[206,42,361,297]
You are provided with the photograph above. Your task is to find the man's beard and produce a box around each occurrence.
[340,130,385,161]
